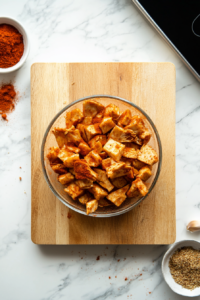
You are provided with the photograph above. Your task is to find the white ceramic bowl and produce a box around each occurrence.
[0,17,30,73]
[162,240,200,297]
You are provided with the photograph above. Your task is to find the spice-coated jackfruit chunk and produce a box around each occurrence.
[103,138,125,162]
[86,199,98,215]
[137,145,158,166]
[106,184,130,207]
[83,99,104,118]
[136,166,152,181]
[58,149,79,168]
[85,150,102,167]
[94,168,114,192]
[58,173,74,185]
[64,182,84,200]
[89,184,108,200]
[74,159,98,181]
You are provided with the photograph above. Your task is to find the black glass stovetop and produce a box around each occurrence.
[137,0,200,76]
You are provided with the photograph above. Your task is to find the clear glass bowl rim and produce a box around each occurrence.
[41,94,162,218]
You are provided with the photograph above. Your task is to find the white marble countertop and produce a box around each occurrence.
[0,0,200,299]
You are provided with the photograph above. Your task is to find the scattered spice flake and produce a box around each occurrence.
[19,177,22,181]
[115,276,117,278]
[140,274,142,276]
[1,113,7,121]
[109,276,111,279]
[0,84,17,120]
[96,256,100,261]
[67,212,72,219]
[125,277,128,281]
[149,292,151,294]
[19,167,21,169]
[124,258,126,261]
[117,259,120,262]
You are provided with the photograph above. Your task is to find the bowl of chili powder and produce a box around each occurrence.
[0,16,30,73]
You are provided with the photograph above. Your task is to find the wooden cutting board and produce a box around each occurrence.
[31,62,176,245]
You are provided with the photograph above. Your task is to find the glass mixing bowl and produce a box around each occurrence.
[41,95,162,217]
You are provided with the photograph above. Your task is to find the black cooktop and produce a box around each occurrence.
[136,0,200,78]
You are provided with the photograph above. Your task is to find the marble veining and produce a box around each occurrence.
[0,0,200,299]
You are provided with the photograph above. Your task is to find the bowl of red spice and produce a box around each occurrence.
[0,17,30,73]
[162,240,200,297]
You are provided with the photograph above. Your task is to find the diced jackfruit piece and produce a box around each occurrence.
[98,199,112,207]
[125,115,145,135]
[139,128,151,144]
[85,150,102,167]
[65,108,83,128]
[74,159,98,181]
[52,128,70,148]
[89,184,108,200]
[79,192,93,205]
[58,149,79,168]
[109,126,140,143]
[127,180,140,198]
[76,179,93,189]
[77,124,88,142]
[89,135,107,148]
[64,182,84,200]
[94,168,114,192]
[118,109,132,127]
[111,177,127,189]
[83,99,104,117]
[51,164,67,174]
[86,200,98,215]
[64,145,80,153]
[126,167,136,180]
[104,104,120,121]
[91,141,102,153]
[85,124,102,141]
[137,145,158,166]
[103,138,125,162]
[66,129,82,146]
[58,173,74,185]
[99,117,115,134]
[47,147,60,163]
[136,166,152,181]
[136,178,148,196]
[122,147,138,159]
[105,161,131,179]
[121,157,133,166]
[106,184,130,207]
[78,141,91,156]
[127,178,148,197]
[101,158,114,170]
[92,117,103,124]
[81,116,93,125]
[132,159,147,170]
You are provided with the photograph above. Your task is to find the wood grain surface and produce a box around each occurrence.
[31,62,176,245]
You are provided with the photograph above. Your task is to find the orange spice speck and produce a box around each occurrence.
[67,212,72,219]
[2,113,7,121]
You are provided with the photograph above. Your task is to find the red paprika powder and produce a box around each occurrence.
[0,24,24,68]
[0,84,17,121]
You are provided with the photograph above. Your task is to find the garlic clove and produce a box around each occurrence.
[186,220,200,232]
